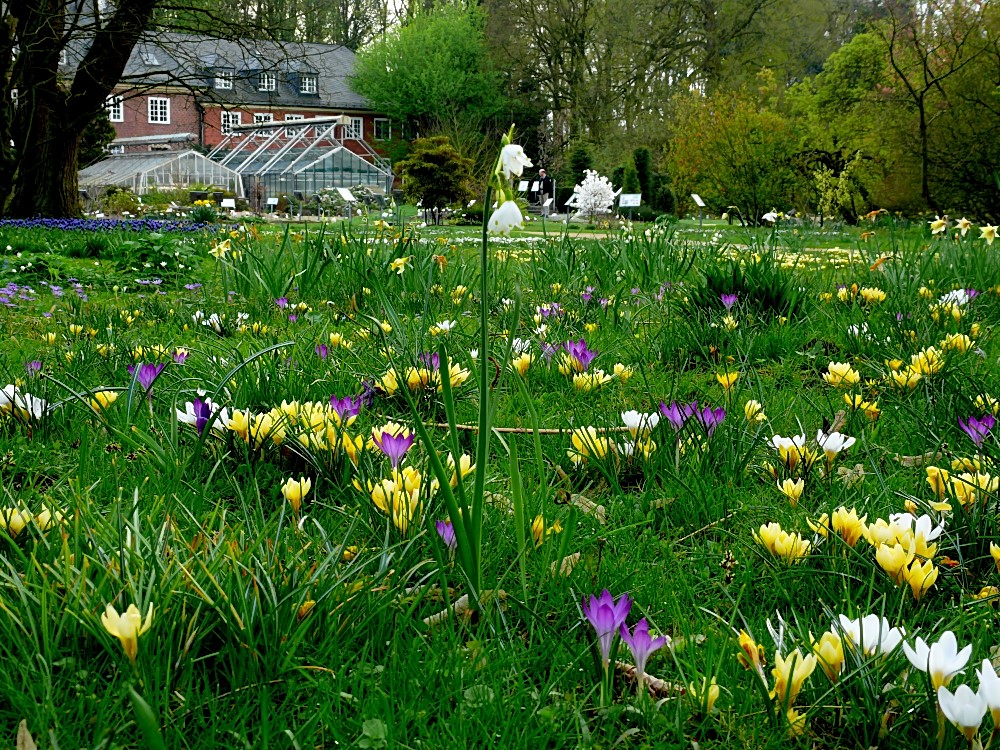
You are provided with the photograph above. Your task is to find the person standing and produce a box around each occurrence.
[538,168,554,216]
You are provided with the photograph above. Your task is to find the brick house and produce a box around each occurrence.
[98,33,389,158]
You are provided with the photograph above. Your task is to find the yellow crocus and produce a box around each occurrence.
[876,541,915,585]
[688,677,720,714]
[101,602,154,665]
[811,631,845,682]
[717,371,739,392]
[90,390,119,411]
[823,361,861,387]
[771,649,817,706]
[903,558,938,601]
[990,542,1000,574]
[778,478,804,506]
[281,477,312,514]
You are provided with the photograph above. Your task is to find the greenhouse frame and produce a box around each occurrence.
[207,116,393,200]
[79,150,243,196]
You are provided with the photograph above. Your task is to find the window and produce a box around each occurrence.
[221,111,242,135]
[141,49,159,66]
[108,144,125,155]
[284,114,305,138]
[254,112,273,138]
[299,75,317,94]
[147,96,170,124]
[10,89,17,106]
[214,71,234,90]
[58,49,67,65]
[258,72,276,92]
[345,117,363,139]
[374,118,391,141]
[106,95,124,122]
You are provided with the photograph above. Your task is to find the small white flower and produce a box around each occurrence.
[937,684,987,742]
[836,614,905,656]
[499,144,532,180]
[903,631,972,689]
[488,201,524,236]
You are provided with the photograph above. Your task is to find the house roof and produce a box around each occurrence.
[111,32,371,112]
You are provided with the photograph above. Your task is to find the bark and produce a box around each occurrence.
[4,0,160,218]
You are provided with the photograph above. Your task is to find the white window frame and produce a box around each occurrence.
[374,118,391,141]
[346,116,363,140]
[141,50,159,66]
[284,114,305,138]
[221,111,242,135]
[108,144,125,155]
[253,112,274,139]
[10,89,18,106]
[147,96,170,124]
[299,75,317,94]
[258,72,276,92]
[106,95,124,123]
[59,49,67,65]
[214,71,234,90]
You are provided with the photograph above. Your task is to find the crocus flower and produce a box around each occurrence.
[836,614,905,657]
[721,293,738,310]
[372,424,415,468]
[24,360,42,377]
[127,363,165,394]
[694,405,726,437]
[659,400,695,431]
[959,414,995,448]
[176,397,229,435]
[582,589,632,668]
[329,394,362,424]
[562,339,597,372]
[435,519,457,553]
[619,618,668,689]
[275,297,289,308]
[101,602,153,665]
[976,659,1000,728]
[937,684,987,744]
[281,476,312,515]
[903,631,972,690]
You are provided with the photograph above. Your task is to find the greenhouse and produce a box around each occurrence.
[207,117,393,200]
[79,150,243,197]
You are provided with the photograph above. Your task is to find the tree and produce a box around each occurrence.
[350,6,502,140]
[876,0,987,210]
[395,136,475,209]
[2,0,162,217]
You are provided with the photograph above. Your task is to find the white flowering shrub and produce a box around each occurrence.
[570,170,616,221]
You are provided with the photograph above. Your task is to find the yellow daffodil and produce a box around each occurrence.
[389,256,413,274]
[981,224,998,245]
[101,602,154,665]
[929,215,948,234]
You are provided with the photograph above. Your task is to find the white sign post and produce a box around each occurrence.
[337,187,356,220]
[690,193,706,229]
[619,193,641,221]
[517,180,529,193]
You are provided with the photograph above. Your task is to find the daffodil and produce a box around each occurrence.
[101,602,154,665]
[980,224,998,245]
[389,256,413,275]
[929,215,948,234]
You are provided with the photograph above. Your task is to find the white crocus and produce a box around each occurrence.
[890,512,945,543]
[903,631,972,690]
[937,684,987,743]
[816,430,856,461]
[0,385,48,421]
[621,410,659,438]
[836,614,905,657]
[499,144,532,180]
[488,201,524,236]
[977,659,1000,727]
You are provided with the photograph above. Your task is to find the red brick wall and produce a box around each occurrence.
[112,89,201,141]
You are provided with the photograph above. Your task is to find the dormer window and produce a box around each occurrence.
[258,72,276,92]
[214,71,234,90]
[59,49,67,65]
[141,49,159,65]
[300,75,317,95]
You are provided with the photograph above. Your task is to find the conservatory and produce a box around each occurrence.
[79,150,243,197]
[207,116,393,201]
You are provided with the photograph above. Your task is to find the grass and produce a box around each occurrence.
[0,210,998,748]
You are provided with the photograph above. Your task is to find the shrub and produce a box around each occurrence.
[395,136,475,208]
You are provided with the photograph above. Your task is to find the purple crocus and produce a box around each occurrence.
[315,344,329,360]
[436,520,457,553]
[172,349,189,364]
[581,286,595,303]
[620,618,669,688]
[721,293,738,311]
[582,589,633,668]
[694,405,726,437]
[127,363,166,394]
[372,427,415,468]
[564,339,597,371]
[959,414,995,448]
[275,297,289,309]
[659,400,695,431]
[190,398,213,435]
[418,352,440,371]
[330,394,362,423]
[24,360,42,377]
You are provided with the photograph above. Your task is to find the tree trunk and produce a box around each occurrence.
[918,102,933,210]
[8,100,83,218]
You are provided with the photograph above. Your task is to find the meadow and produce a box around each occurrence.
[1,195,999,749]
